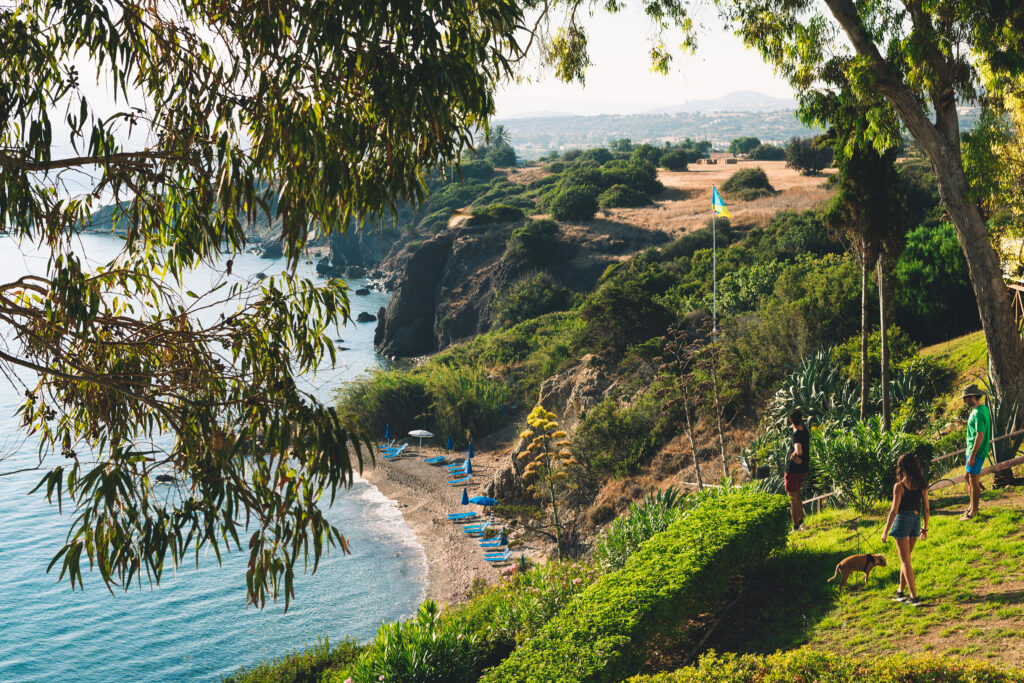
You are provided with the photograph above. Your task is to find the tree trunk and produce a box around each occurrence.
[682,393,704,490]
[878,253,891,431]
[547,477,561,559]
[860,255,869,421]
[823,0,1024,407]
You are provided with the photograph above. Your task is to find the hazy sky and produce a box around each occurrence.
[495,4,795,118]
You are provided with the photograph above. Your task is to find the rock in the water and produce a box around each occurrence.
[254,272,267,280]
[356,311,377,322]
[354,288,370,295]
[260,242,284,259]
[344,265,367,278]
[155,474,174,484]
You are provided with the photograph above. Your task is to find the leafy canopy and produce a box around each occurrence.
[0,0,525,608]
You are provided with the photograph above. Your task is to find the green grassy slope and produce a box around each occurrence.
[702,485,1024,668]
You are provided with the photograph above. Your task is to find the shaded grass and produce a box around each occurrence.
[704,486,1024,667]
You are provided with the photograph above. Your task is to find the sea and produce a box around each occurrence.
[0,233,427,682]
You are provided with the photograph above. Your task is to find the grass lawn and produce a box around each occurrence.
[704,481,1024,668]
[921,330,987,378]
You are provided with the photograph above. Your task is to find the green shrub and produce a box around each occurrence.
[627,649,1024,682]
[894,221,979,343]
[721,166,775,201]
[505,218,559,268]
[480,491,790,683]
[343,601,481,683]
[831,326,919,383]
[579,279,674,352]
[527,174,560,190]
[659,149,689,171]
[486,143,517,167]
[577,147,613,164]
[471,204,527,224]
[630,143,663,166]
[768,348,860,429]
[224,637,364,683]
[747,143,787,161]
[336,370,431,437]
[459,159,495,181]
[592,486,687,572]
[786,135,832,174]
[548,184,599,221]
[543,161,567,174]
[575,396,660,478]
[492,272,575,328]
[727,136,761,155]
[598,183,649,208]
[813,417,927,511]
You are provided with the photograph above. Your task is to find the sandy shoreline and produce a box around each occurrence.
[362,444,510,607]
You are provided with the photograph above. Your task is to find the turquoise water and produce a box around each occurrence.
[0,234,426,681]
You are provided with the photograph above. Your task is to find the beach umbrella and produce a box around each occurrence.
[446,435,453,451]
[469,496,497,506]
[519,554,528,572]
[408,429,434,449]
[461,488,469,505]
[465,459,473,475]
[384,424,390,440]
[467,443,474,459]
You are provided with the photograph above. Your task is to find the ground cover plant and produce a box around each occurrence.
[628,649,1024,682]
[480,491,790,682]
[701,486,1024,667]
[223,638,364,683]
[720,167,775,201]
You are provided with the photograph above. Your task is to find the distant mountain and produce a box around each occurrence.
[647,90,796,114]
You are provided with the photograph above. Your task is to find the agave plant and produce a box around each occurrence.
[768,349,860,429]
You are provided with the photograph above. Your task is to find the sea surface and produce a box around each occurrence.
[0,233,427,681]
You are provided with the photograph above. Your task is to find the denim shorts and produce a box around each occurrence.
[890,511,921,539]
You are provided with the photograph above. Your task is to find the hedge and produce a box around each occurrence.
[480,491,790,683]
[627,649,1024,682]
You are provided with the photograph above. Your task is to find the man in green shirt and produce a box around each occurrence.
[962,383,991,521]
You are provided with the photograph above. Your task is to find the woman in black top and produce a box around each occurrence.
[881,453,930,606]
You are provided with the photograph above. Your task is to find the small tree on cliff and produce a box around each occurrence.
[518,406,580,558]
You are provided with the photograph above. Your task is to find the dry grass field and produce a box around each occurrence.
[609,159,836,237]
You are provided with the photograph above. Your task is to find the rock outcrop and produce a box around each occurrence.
[375,217,669,357]
[484,355,614,502]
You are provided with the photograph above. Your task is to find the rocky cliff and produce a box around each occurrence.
[374,216,670,357]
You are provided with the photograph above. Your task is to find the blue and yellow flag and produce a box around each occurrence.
[712,186,731,218]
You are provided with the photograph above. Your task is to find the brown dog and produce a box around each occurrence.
[827,553,887,589]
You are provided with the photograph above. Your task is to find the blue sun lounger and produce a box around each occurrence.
[447,512,477,521]
[484,550,512,562]
[424,456,446,465]
[463,521,490,535]
[448,475,471,485]
[381,443,408,459]
[445,460,467,471]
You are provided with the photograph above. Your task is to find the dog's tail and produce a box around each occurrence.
[827,566,841,583]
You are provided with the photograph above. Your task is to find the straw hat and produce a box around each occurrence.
[961,383,986,398]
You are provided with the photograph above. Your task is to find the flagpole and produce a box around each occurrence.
[712,191,717,342]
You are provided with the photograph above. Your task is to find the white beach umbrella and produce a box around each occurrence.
[408,429,434,449]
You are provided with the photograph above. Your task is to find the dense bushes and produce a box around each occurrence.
[593,487,687,572]
[224,638,364,683]
[343,602,481,683]
[574,395,664,478]
[486,143,516,167]
[658,149,689,171]
[628,650,1024,682]
[337,364,511,446]
[491,273,575,328]
[480,491,790,683]
[747,143,786,161]
[505,218,559,268]
[786,136,833,174]
[812,417,929,511]
[471,204,526,224]
[548,184,599,221]
[727,136,761,155]
[598,183,649,208]
[721,166,775,200]
[459,159,496,181]
[894,221,979,342]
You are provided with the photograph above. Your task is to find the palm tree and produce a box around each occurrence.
[491,124,510,147]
